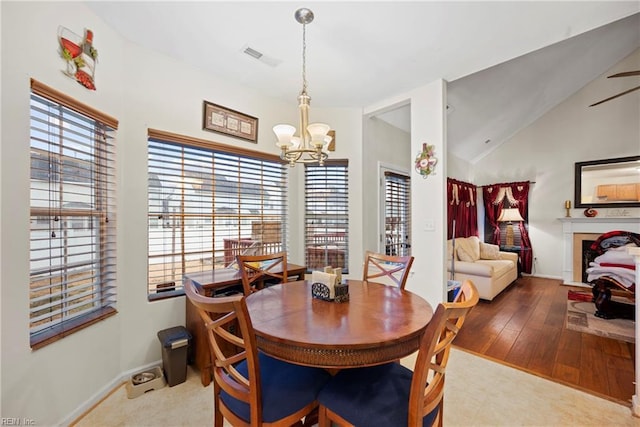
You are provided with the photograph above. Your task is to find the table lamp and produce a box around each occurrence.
[497,208,524,247]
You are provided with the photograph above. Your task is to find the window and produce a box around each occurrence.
[305,160,349,273]
[384,171,411,256]
[147,130,288,299]
[29,79,118,349]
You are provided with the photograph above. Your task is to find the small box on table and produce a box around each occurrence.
[311,267,349,302]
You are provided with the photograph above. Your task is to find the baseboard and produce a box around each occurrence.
[61,359,163,426]
[523,273,562,280]
[633,395,640,417]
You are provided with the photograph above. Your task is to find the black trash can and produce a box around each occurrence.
[157,326,191,387]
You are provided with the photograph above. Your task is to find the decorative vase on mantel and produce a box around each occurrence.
[584,208,598,218]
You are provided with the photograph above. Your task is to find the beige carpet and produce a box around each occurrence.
[566,300,635,343]
[73,348,639,427]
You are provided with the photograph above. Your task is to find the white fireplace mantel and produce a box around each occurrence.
[559,217,640,285]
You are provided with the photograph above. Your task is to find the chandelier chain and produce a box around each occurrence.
[301,23,308,95]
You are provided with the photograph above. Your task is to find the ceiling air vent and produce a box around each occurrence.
[243,46,263,60]
[241,44,282,68]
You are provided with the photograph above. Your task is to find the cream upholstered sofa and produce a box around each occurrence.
[447,236,518,301]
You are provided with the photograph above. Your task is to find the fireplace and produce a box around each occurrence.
[572,233,600,282]
[580,239,596,283]
[559,217,640,285]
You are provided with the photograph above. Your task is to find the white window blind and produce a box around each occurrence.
[29,79,118,349]
[148,130,288,299]
[305,160,349,273]
[384,171,411,257]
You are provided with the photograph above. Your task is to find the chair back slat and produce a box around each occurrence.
[363,250,414,289]
[184,279,264,424]
[237,251,288,295]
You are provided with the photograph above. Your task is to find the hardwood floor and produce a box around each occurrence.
[453,276,635,405]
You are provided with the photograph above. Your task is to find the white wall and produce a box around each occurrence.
[0,3,361,424]
[408,82,448,305]
[447,151,474,182]
[362,115,411,253]
[473,49,640,278]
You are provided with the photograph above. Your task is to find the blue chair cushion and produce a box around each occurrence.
[220,352,331,423]
[318,363,438,427]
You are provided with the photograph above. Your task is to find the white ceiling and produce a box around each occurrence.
[447,12,640,163]
[86,1,640,163]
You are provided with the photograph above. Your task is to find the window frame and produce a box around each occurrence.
[304,160,349,274]
[383,170,412,257]
[29,79,118,350]
[147,129,289,300]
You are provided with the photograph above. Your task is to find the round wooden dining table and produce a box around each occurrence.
[245,279,434,369]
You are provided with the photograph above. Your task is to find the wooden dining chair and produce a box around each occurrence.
[317,280,479,427]
[237,251,288,295]
[184,279,331,427]
[362,250,415,289]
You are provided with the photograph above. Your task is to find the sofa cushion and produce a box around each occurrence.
[457,236,480,262]
[480,242,501,260]
[476,259,515,277]
[451,260,493,277]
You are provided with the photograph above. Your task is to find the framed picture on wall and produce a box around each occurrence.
[202,101,258,143]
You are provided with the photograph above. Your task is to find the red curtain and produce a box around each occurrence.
[482,184,504,245]
[482,181,533,274]
[447,178,478,239]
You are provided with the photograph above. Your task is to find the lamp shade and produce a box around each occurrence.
[307,123,331,147]
[273,124,296,148]
[497,208,524,222]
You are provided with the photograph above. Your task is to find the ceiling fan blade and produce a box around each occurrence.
[589,84,640,107]
[608,71,640,78]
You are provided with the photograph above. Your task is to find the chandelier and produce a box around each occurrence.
[273,8,332,167]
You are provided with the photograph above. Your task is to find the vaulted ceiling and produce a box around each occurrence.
[86,2,640,163]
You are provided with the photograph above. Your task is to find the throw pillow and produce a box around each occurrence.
[457,236,480,262]
[480,242,501,260]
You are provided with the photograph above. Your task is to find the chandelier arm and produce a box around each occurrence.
[281,148,328,164]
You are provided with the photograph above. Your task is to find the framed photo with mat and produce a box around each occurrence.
[202,101,258,143]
